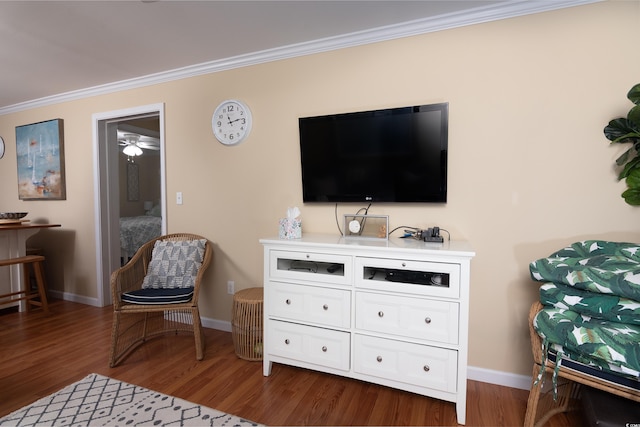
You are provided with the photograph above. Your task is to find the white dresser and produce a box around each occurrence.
[260,234,475,425]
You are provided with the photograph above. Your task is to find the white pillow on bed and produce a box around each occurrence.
[146,204,162,217]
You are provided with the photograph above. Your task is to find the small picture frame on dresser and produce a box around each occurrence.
[343,214,388,240]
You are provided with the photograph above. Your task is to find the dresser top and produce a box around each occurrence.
[260,233,475,258]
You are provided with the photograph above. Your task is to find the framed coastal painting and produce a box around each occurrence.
[15,119,66,200]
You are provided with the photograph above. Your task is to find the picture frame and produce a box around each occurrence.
[15,119,66,200]
[127,162,139,201]
[343,214,389,240]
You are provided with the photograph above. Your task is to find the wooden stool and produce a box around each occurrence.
[0,255,49,313]
[232,287,264,361]
[25,248,47,296]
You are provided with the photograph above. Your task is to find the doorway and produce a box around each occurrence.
[92,104,166,307]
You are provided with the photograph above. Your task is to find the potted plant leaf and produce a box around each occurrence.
[604,83,640,205]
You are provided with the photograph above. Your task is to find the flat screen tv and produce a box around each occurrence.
[299,102,448,203]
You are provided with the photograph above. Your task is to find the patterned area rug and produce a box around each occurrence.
[0,373,262,426]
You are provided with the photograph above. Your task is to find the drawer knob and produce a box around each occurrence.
[376,356,383,363]
[323,304,329,311]
[322,346,327,352]
[286,299,291,305]
[306,254,310,259]
[285,339,290,345]
[423,365,430,372]
[378,311,384,318]
[401,262,406,267]
[425,317,432,324]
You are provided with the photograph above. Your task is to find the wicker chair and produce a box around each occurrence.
[524,301,640,427]
[109,233,213,367]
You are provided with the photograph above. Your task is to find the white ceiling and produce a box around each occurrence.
[0,0,599,113]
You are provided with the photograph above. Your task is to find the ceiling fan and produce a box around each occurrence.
[118,133,160,156]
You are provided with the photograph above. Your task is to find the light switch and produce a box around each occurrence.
[176,191,183,205]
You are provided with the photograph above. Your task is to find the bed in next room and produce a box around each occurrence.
[119,205,162,263]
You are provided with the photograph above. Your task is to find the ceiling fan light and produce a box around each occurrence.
[123,144,143,156]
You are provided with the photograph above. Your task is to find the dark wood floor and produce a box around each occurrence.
[0,300,584,426]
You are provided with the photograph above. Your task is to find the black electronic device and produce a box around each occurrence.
[327,263,342,274]
[423,226,444,243]
[384,270,448,287]
[299,103,448,203]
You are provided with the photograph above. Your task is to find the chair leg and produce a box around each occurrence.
[109,307,206,366]
[524,364,543,427]
[109,311,121,368]
[142,312,150,341]
[193,307,204,360]
[22,263,32,313]
[32,260,49,313]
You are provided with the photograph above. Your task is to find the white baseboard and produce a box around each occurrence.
[467,366,531,390]
[59,294,530,390]
[52,290,99,307]
[202,317,231,333]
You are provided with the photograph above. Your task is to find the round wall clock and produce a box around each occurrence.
[0,136,4,159]
[212,99,253,145]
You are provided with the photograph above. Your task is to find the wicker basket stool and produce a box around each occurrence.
[232,287,264,361]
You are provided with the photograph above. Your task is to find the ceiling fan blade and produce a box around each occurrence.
[138,142,160,150]
[138,136,159,143]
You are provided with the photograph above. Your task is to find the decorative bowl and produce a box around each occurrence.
[0,212,28,220]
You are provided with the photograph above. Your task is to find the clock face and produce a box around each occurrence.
[212,100,252,145]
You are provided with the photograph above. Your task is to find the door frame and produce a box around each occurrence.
[92,103,166,307]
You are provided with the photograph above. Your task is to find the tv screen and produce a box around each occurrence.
[299,102,448,203]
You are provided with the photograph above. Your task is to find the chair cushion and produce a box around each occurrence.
[142,239,206,289]
[121,287,194,305]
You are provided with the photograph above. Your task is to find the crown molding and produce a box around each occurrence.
[0,0,601,116]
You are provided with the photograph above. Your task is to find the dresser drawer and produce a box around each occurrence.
[355,257,460,298]
[354,334,457,393]
[355,292,458,344]
[269,250,352,286]
[268,282,351,328]
[268,320,350,371]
